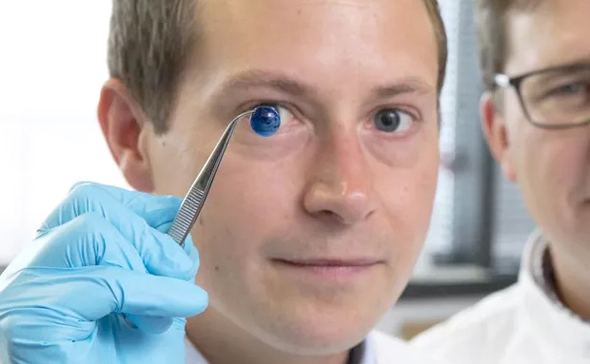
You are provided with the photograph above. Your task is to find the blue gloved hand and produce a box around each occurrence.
[0,182,208,364]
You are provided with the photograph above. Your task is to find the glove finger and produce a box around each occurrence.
[41,182,183,232]
[8,266,208,323]
[38,184,197,281]
[25,215,191,334]
[122,313,174,334]
[85,183,199,268]
[2,213,147,280]
[157,221,199,267]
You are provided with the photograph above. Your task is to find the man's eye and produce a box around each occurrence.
[250,105,282,137]
[550,83,588,97]
[276,105,294,127]
[374,109,414,133]
[251,104,294,135]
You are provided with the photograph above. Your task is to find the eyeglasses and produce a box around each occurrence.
[494,62,590,129]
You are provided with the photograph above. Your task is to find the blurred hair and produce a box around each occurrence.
[475,0,541,90]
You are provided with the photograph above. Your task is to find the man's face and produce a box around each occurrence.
[146,0,439,354]
[498,0,590,259]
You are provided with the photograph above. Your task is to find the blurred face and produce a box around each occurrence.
[497,0,590,260]
[146,0,439,355]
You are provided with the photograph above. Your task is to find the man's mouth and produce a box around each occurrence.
[270,258,384,280]
[272,258,382,267]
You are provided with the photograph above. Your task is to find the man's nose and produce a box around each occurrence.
[302,131,377,225]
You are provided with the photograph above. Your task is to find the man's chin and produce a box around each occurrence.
[263,327,370,357]
[254,308,384,357]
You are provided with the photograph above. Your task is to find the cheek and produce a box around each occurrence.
[515,130,590,219]
[191,153,303,278]
[148,129,213,197]
[373,135,439,252]
[361,122,437,168]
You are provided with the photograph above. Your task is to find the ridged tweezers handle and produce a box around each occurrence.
[168,188,206,245]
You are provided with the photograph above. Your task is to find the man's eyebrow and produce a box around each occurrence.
[216,70,434,99]
[372,79,435,99]
[217,70,315,97]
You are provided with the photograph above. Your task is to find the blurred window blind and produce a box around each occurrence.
[492,165,535,271]
[419,0,459,255]
[413,0,460,275]
[417,0,535,276]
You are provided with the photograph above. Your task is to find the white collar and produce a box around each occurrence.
[519,230,590,353]
[185,333,376,364]
[525,231,568,313]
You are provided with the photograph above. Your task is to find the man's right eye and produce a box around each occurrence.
[548,82,589,98]
[250,105,282,137]
[250,104,295,136]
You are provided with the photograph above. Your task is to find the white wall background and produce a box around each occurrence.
[0,1,126,264]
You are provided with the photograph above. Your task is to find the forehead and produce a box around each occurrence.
[505,0,590,74]
[192,0,438,90]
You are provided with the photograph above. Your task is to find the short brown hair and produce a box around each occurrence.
[108,0,447,134]
[475,0,539,91]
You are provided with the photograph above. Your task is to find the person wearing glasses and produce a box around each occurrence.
[411,0,590,363]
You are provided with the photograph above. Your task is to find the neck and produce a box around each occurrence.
[185,307,351,364]
[549,244,590,321]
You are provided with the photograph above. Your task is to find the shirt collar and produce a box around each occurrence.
[525,231,567,312]
[523,230,589,322]
[185,334,376,364]
[348,334,376,364]
[519,230,590,352]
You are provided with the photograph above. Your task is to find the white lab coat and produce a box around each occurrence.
[186,330,443,363]
[411,231,590,364]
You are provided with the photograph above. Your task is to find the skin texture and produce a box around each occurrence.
[98,0,440,363]
[481,0,590,323]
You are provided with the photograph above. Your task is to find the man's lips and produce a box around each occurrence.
[271,258,383,267]
[270,258,383,281]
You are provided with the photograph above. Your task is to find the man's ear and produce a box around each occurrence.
[97,78,155,192]
[480,92,517,182]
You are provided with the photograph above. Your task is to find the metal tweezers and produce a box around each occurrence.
[167,110,254,246]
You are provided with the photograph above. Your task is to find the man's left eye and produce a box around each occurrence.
[374,109,414,133]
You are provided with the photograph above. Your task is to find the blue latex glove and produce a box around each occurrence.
[0,182,208,364]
